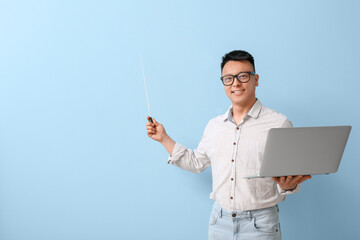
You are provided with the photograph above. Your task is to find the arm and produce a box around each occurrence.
[145,116,211,173]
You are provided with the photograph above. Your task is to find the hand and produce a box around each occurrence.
[272,175,312,191]
[146,117,167,142]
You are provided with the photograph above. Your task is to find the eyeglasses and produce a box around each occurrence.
[220,71,256,86]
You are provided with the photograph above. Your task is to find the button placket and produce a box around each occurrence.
[230,123,242,207]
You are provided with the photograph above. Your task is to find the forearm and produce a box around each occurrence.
[146,118,210,173]
[160,134,176,156]
[168,143,211,173]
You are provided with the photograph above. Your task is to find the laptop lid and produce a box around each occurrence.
[245,126,351,178]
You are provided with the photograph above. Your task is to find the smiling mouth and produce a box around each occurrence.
[232,89,245,95]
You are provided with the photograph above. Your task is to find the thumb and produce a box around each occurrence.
[152,117,158,124]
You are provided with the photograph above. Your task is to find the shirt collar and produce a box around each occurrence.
[222,99,263,122]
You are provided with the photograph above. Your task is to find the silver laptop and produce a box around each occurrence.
[244,126,352,179]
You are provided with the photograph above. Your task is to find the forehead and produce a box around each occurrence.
[222,60,254,75]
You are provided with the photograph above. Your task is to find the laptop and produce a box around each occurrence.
[244,126,352,179]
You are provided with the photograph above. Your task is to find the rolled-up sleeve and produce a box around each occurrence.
[277,183,301,195]
[167,122,212,173]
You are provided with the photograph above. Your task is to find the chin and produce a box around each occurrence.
[231,97,253,106]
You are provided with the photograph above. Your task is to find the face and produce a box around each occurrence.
[222,60,259,107]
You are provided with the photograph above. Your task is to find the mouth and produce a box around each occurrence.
[231,89,245,96]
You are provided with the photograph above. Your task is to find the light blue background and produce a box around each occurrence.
[0,0,359,239]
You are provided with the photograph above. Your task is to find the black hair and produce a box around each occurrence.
[221,50,255,72]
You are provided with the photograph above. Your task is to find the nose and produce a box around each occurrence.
[232,77,242,87]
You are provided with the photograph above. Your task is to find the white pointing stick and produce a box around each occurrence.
[140,53,153,123]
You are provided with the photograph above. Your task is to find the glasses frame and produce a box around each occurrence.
[220,71,256,86]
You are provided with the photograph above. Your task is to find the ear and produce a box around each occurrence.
[255,74,259,87]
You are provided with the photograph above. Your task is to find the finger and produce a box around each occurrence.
[146,122,156,130]
[146,129,155,135]
[272,177,280,184]
[147,129,156,136]
[280,176,286,183]
[285,175,293,183]
[152,117,158,124]
[298,175,312,184]
[292,175,303,183]
[147,130,156,135]
[146,127,156,133]
[297,178,307,184]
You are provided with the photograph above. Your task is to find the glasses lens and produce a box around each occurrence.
[237,73,250,82]
[222,76,233,85]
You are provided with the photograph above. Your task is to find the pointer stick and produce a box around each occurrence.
[140,53,153,123]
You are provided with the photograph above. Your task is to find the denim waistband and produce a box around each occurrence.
[212,201,278,218]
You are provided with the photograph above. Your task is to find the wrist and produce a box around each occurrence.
[160,134,176,156]
[160,134,170,144]
[283,185,297,191]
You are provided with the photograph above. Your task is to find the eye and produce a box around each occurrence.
[223,76,233,82]
[238,74,247,79]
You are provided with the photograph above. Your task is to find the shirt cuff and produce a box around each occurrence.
[277,183,301,195]
[167,142,186,164]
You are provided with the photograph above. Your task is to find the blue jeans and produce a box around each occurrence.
[208,202,281,240]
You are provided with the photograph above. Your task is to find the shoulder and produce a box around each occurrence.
[260,105,293,127]
[203,112,228,130]
[210,113,226,122]
[261,105,288,120]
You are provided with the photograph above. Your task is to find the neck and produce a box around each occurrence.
[232,98,257,124]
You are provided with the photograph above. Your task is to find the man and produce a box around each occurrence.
[146,50,311,240]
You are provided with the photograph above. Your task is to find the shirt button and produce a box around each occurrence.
[236,127,239,130]
[230,196,233,200]
[231,178,234,181]
[231,159,234,162]
[233,142,236,145]
[232,213,236,217]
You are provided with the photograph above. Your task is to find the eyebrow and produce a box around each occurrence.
[221,71,254,77]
